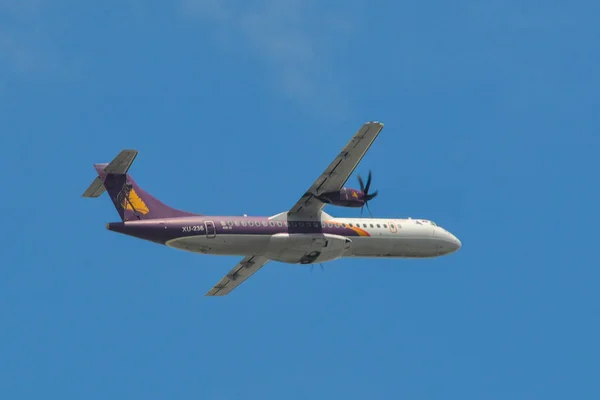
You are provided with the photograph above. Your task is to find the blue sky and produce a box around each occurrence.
[1,0,599,398]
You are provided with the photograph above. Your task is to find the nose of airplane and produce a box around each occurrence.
[435,227,462,254]
[449,233,461,252]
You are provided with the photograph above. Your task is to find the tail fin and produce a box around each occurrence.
[82,149,199,221]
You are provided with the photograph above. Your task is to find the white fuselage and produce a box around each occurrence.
[165,217,461,263]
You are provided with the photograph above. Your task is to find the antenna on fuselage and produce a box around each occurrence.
[310,264,325,274]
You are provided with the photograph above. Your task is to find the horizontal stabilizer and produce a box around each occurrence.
[82,176,106,198]
[82,148,200,220]
[82,149,138,198]
[104,149,138,174]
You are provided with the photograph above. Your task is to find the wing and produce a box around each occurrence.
[205,255,270,296]
[289,121,384,217]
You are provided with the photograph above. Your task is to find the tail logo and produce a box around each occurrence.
[118,185,149,215]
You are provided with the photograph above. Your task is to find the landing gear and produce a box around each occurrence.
[300,251,321,264]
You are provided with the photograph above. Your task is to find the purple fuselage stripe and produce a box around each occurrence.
[107,216,372,244]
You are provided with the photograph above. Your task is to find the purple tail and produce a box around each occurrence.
[82,150,199,221]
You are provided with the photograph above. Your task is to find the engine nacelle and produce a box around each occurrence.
[316,187,365,208]
[265,233,352,264]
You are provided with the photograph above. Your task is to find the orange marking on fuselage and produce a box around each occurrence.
[323,220,371,237]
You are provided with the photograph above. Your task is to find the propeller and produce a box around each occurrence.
[357,170,378,217]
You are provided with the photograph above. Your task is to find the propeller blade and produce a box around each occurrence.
[364,170,373,194]
[365,202,374,218]
[358,175,365,192]
[358,170,377,217]
[366,190,378,201]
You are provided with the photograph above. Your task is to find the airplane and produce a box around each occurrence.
[82,121,461,296]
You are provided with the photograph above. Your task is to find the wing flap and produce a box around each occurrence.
[205,255,270,296]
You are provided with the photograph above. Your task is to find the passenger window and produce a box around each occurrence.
[248,221,254,226]
[262,221,268,227]
[277,221,282,227]
[383,224,387,228]
[363,224,367,228]
[241,221,247,226]
[269,221,275,226]
[220,221,226,226]
[370,224,374,228]
[234,221,239,226]
[376,224,380,228]
[397,223,402,229]
[227,221,233,226]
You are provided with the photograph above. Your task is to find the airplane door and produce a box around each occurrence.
[205,221,216,239]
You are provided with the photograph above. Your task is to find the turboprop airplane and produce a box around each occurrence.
[82,121,461,296]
